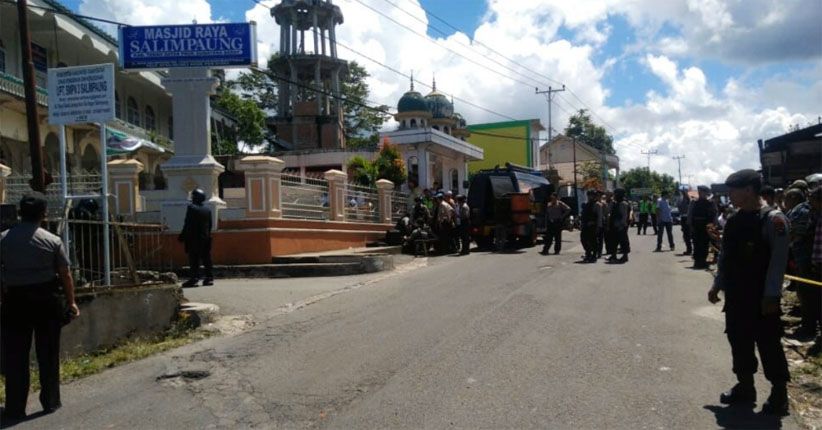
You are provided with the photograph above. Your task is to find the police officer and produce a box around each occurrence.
[579,189,600,262]
[708,169,791,416]
[677,188,693,255]
[1,193,79,422]
[178,188,213,287]
[455,195,471,256]
[689,185,717,269]
[606,188,631,263]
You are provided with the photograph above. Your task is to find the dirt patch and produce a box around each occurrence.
[782,290,822,429]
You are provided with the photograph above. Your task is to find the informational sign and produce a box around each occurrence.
[630,187,653,196]
[47,63,115,125]
[118,23,257,70]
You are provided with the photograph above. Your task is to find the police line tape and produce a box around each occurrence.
[784,274,822,288]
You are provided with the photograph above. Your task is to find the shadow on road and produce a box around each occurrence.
[703,404,786,429]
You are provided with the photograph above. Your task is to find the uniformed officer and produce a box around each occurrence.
[689,185,717,269]
[0,193,79,422]
[606,188,631,263]
[677,189,693,255]
[708,169,791,416]
[579,189,601,262]
[178,188,214,287]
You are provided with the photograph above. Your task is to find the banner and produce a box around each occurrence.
[119,23,257,70]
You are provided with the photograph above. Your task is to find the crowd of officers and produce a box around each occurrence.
[399,185,471,256]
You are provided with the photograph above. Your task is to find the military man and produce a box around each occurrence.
[689,185,717,269]
[178,188,214,287]
[606,188,631,263]
[677,189,693,255]
[455,195,471,255]
[708,169,791,416]
[579,189,601,262]
[1,193,79,422]
[542,192,571,255]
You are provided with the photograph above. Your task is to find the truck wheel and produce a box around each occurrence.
[494,227,508,252]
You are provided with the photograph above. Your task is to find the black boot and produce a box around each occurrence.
[761,384,789,416]
[720,376,756,405]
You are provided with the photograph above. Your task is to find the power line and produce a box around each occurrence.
[394,0,618,134]
[640,149,658,171]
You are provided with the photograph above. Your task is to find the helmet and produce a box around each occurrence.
[191,188,206,204]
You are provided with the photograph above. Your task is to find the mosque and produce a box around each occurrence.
[382,75,483,193]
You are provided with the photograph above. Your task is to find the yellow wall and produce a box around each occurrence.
[467,121,529,172]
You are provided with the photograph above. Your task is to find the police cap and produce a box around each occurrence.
[725,169,761,189]
[697,185,711,193]
[789,179,809,191]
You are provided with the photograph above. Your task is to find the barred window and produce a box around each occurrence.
[127,97,140,126]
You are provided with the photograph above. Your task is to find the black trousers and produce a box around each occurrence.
[543,221,563,253]
[187,238,213,280]
[597,227,605,257]
[656,221,674,249]
[581,227,598,259]
[680,218,692,252]
[637,214,649,234]
[796,264,821,333]
[607,227,630,256]
[0,288,63,416]
[457,224,471,254]
[650,214,658,234]
[726,311,790,384]
[692,225,709,266]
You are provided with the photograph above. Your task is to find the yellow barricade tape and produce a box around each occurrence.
[784,274,822,288]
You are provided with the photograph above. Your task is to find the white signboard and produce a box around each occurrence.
[48,63,115,125]
[630,187,653,196]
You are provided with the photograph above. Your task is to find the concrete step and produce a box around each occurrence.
[177,254,393,279]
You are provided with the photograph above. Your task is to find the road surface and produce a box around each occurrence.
[11,232,801,429]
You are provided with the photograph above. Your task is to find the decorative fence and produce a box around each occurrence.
[345,182,380,223]
[391,190,410,223]
[281,174,330,220]
[5,171,102,216]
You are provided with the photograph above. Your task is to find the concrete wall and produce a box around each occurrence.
[60,284,182,359]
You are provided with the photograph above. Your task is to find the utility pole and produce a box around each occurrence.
[572,136,579,215]
[672,155,686,186]
[640,149,658,172]
[535,85,565,168]
[17,0,46,192]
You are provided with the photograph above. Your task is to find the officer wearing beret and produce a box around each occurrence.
[178,188,214,287]
[689,185,717,269]
[1,193,79,422]
[708,169,791,416]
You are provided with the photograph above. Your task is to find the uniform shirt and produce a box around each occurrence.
[813,215,822,265]
[609,201,630,230]
[712,208,790,297]
[656,198,673,223]
[786,202,813,267]
[639,200,652,214]
[1,222,69,287]
[546,200,571,222]
[677,198,692,219]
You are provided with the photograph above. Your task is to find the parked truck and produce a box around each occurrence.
[467,163,553,251]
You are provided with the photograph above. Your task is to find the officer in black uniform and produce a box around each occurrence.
[579,190,600,262]
[689,185,716,269]
[178,188,213,287]
[708,169,791,416]
[1,193,79,422]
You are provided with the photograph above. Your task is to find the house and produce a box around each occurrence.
[758,123,822,187]
[466,119,544,172]
[538,134,620,191]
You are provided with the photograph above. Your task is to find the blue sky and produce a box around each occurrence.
[59,0,821,183]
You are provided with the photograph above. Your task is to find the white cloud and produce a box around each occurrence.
[79,0,213,29]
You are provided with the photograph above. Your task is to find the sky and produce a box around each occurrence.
[62,0,822,186]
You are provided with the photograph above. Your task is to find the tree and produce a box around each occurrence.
[565,109,615,155]
[342,62,391,149]
[579,161,603,190]
[213,89,267,155]
[618,167,678,197]
[346,139,406,187]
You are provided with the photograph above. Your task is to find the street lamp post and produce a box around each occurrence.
[572,136,579,215]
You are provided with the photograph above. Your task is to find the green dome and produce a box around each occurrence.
[397,90,429,113]
[425,90,453,118]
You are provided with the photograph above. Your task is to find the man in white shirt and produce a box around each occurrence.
[655,191,675,252]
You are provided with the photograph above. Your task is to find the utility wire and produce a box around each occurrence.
[394,0,619,134]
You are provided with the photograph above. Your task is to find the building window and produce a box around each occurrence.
[127,97,140,126]
[115,91,121,119]
[450,169,459,192]
[407,156,419,184]
[410,118,418,128]
[0,39,6,73]
[144,106,156,132]
[168,117,174,140]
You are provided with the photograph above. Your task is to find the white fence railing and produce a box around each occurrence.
[5,171,103,216]
[391,190,410,223]
[281,174,330,220]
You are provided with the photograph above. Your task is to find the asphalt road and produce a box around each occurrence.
[10,231,802,429]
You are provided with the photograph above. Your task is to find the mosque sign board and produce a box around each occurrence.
[47,63,115,125]
[119,23,257,70]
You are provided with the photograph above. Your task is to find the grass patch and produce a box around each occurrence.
[0,314,211,404]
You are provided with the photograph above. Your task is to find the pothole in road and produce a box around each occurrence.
[157,369,212,382]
